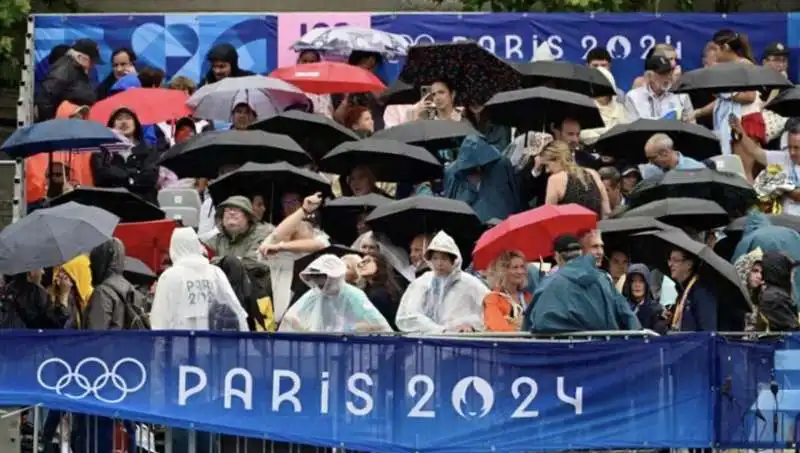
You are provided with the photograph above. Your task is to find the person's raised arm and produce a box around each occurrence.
[730,114,767,166]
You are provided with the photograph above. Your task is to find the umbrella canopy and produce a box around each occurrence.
[597,216,675,254]
[270,62,385,94]
[1,119,123,158]
[725,213,800,233]
[380,79,420,106]
[631,229,751,317]
[484,87,604,131]
[292,26,408,59]
[472,204,597,270]
[249,111,359,162]
[627,168,757,215]
[187,76,310,122]
[0,202,119,275]
[619,198,730,231]
[672,62,793,94]
[319,139,443,183]
[593,119,721,162]
[371,120,478,154]
[46,187,165,223]
[114,219,178,275]
[399,42,521,106]
[763,86,800,117]
[365,196,483,252]
[158,130,312,178]
[123,256,157,286]
[513,61,616,97]
[321,194,393,246]
[208,162,332,212]
[88,88,192,125]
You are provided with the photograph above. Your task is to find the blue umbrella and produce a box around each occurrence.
[1,119,122,158]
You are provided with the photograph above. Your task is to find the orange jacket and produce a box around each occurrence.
[482,290,531,332]
[25,101,95,203]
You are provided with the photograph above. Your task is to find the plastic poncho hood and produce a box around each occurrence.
[395,231,489,333]
[279,254,392,333]
[149,227,248,331]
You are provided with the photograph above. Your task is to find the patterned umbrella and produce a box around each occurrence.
[399,42,522,106]
[291,26,408,59]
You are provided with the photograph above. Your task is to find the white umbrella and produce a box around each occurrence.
[292,26,408,59]
[187,75,311,122]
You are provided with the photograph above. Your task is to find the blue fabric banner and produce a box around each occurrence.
[371,13,788,90]
[33,13,789,92]
[0,331,717,452]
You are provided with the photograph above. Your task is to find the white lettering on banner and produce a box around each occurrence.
[399,33,681,62]
[175,366,585,419]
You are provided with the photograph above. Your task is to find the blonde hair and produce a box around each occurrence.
[168,76,197,95]
[654,43,676,58]
[541,140,589,187]
[486,250,527,290]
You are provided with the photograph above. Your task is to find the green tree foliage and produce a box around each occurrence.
[0,0,31,85]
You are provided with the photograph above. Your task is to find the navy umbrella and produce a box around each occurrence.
[1,119,122,158]
[0,202,119,275]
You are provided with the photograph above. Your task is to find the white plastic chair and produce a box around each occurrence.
[163,207,199,228]
[158,188,202,211]
[710,154,746,180]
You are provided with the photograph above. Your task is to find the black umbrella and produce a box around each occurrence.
[0,202,119,275]
[513,61,616,98]
[46,187,165,223]
[484,87,604,131]
[158,130,312,178]
[598,216,675,254]
[593,119,721,162]
[319,139,443,183]
[365,196,483,253]
[631,229,751,319]
[208,162,332,213]
[672,62,792,94]
[321,194,392,246]
[764,86,800,118]
[627,168,757,215]
[124,256,157,286]
[620,198,730,231]
[380,79,420,106]
[248,111,359,162]
[371,120,478,154]
[399,42,522,106]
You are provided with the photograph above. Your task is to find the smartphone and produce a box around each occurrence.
[420,85,432,100]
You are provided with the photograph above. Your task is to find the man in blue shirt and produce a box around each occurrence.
[641,133,706,179]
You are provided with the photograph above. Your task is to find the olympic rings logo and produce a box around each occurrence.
[36,357,147,404]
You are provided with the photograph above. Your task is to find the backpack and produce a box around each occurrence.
[103,275,151,330]
[208,301,241,331]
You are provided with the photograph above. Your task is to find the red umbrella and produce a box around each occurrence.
[89,88,192,125]
[472,204,598,270]
[270,62,386,94]
[114,219,178,274]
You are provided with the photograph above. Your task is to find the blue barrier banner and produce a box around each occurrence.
[0,331,715,452]
[33,14,279,86]
[371,13,788,91]
[717,335,800,449]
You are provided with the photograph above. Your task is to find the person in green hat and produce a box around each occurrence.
[205,195,274,263]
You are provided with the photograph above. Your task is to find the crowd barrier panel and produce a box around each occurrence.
[0,330,731,453]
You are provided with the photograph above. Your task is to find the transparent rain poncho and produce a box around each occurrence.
[279,254,393,333]
[150,227,249,331]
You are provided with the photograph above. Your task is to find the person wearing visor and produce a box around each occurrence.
[624,55,694,123]
[279,254,392,333]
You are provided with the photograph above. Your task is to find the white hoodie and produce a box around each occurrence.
[150,227,248,330]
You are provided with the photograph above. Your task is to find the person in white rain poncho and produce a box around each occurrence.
[279,254,392,333]
[150,227,248,331]
[396,231,488,333]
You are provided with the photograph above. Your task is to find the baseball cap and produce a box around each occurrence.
[622,166,641,178]
[763,42,789,59]
[645,55,673,75]
[72,39,102,63]
[553,234,582,253]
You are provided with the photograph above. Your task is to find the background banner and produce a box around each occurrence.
[33,13,791,92]
[0,331,719,453]
[372,13,788,90]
